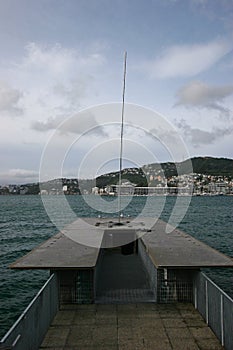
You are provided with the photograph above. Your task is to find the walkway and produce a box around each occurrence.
[40,303,224,350]
[95,249,155,303]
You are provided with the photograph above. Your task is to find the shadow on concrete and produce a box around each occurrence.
[95,248,155,303]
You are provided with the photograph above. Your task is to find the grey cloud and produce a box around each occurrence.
[0,81,23,115]
[176,119,233,147]
[0,168,39,184]
[149,127,181,146]
[175,81,233,115]
[31,112,107,137]
[32,116,63,131]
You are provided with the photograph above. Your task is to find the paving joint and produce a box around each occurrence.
[40,303,224,349]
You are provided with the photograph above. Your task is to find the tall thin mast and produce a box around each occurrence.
[118,51,127,222]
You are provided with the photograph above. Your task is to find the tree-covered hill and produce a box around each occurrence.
[96,156,233,187]
[2,156,232,194]
[189,157,233,177]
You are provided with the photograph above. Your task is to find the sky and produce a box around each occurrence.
[0,0,233,184]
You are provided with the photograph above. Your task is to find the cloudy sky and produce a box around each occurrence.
[0,0,232,184]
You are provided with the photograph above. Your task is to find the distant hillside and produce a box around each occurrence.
[2,156,232,194]
[96,156,233,187]
[145,157,233,178]
[96,168,148,188]
[189,157,233,176]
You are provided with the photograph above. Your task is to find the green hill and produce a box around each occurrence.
[189,157,233,176]
[96,157,233,187]
[4,156,232,194]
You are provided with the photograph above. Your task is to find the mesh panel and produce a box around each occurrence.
[59,270,94,304]
[157,269,193,303]
[76,270,94,304]
[59,270,77,304]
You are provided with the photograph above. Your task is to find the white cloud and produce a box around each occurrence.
[22,42,105,79]
[6,42,106,118]
[52,78,90,111]
[140,39,232,78]
[0,81,23,115]
[175,81,233,113]
[8,168,38,178]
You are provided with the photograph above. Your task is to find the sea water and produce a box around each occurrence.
[0,194,232,337]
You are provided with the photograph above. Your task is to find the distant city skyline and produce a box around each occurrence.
[0,0,232,184]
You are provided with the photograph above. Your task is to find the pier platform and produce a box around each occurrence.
[40,303,224,350]
[5,218,233,349]
[10,218,233,269]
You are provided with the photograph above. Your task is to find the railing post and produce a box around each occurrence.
[205,280,209,324]
[194,279,197,309]
[220,294,224,346]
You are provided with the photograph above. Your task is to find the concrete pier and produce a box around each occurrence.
[11,218,233,269]
[8,217,232,348]
[40,303,224,350]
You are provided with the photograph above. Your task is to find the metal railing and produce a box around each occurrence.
[0,273,59,350]
[194,271,233,350]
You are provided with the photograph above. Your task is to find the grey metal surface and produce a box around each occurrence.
[0,274,59,350]
[208,280,222,341]
[223,294,233,350]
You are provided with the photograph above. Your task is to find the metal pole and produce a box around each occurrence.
[118,51,127,223]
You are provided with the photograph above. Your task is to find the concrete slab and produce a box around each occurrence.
[190,326,218,339]
[142,219,233,268]
[41,327,69,347]
[196,338,224,350]
[169,338,199,350]
[10,231,100,269]
[51,310,75,326]
[39,303,224,350]
[10,217,233,270]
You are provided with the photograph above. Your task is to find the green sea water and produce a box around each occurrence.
[0,195,232,337]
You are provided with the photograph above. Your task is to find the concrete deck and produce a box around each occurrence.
[141,219,233,268]
[40,303,224,350]
[10,217,233,270]
[10,231,100,269]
